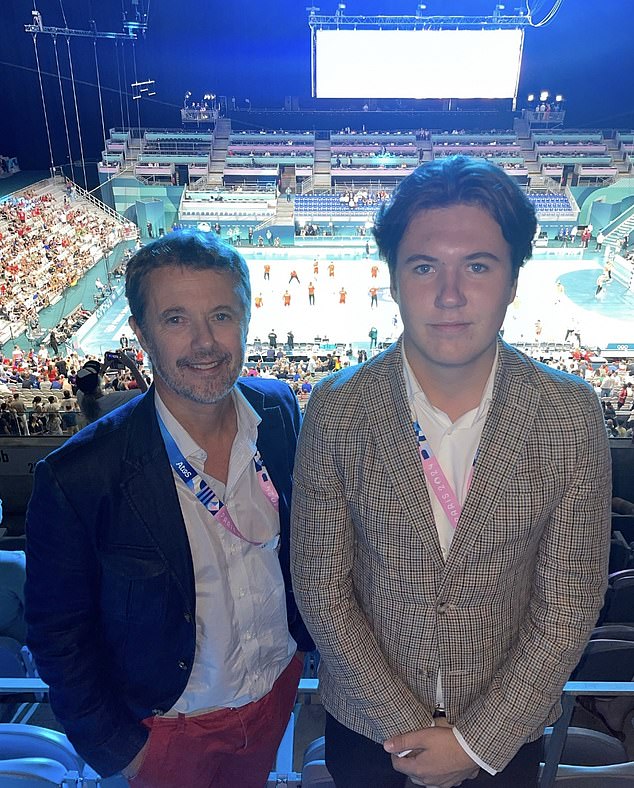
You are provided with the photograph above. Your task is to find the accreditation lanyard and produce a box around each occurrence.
[158,414,280,547]
[412,419,477,529]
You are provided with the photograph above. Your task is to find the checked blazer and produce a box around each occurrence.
[291,337,611,772]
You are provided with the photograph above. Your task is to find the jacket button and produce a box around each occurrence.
[184,612,192,623]
[152,709,164,716]
[178,661,188,670]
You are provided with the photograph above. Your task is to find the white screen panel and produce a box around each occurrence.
[315,29,523,99]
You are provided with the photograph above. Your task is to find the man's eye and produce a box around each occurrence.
[166,316,184,324]
[469,263,488,273]
[414,264,433,275]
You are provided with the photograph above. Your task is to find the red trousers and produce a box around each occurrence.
[129,654,303,788]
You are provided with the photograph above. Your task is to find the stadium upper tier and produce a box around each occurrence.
[98,122,632,194]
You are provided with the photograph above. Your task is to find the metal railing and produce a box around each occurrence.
[0,677,632,787]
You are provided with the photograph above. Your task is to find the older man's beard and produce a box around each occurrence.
[147,343,245,405]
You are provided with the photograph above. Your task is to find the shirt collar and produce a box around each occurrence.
[155,385,261,462]
[402,343,498,426]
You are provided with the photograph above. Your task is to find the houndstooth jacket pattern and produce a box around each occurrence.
[291,337,611,772]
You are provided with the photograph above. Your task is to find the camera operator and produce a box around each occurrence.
[75,351,148,424]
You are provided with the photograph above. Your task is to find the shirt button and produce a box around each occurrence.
[437,602,454,615]
[178,660,188,670]
[238,589,246,598]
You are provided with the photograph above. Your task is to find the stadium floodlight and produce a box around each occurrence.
[555,93,563,102]
[539,90,549,101]
[527,93,534,102]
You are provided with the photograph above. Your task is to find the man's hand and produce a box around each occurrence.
[384,724,480,788]
[121,739,150,780]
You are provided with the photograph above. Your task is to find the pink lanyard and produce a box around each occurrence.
[412,420,477,529]
[159,413,279,547]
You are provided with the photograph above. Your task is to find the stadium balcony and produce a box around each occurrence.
[431,131,518,144]
[225,154,313,166]
[228,145,315,156]
[230,131,315,144]
[179,192,277,223]
[331,145,417,157]
[332,132,417,144]
[331,153,418,167]
[534,142,608,154]
[531,130,604,144]
[432,143,522,155]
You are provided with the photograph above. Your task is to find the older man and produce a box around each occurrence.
[291,157,611,788]
[26,231,312,787]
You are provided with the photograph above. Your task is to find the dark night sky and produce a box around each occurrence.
[1,0,633,171]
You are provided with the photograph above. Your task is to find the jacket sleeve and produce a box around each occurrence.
[455,383,612,771]
[25,459,148,777]
[276,384,315,653]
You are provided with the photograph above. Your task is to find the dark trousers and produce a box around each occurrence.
[325,713,542,788]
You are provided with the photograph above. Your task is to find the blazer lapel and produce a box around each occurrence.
[444,342,542,572]
[119,388,195,602]
[237,382,292,511]
[364,342,445,568]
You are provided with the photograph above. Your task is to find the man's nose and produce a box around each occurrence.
[434,270,467,308]
[192,318,219,347]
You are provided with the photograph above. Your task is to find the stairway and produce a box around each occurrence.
[311,133,332,192]
[207,117,232,187]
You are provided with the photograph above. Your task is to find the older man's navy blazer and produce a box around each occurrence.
[25,378,312,777]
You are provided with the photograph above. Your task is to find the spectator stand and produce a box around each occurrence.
[530,130,619,185]
[222,132,315,191]
[294,190,386,240]
[329,131,418,188]
[0,178,134,350]
[615,132,634,175]
[431,130,526,174]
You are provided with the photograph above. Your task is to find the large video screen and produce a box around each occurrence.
[314,28,523,99]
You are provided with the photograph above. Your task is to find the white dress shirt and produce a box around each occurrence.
[402,348,498,775]
[156,389,295,716]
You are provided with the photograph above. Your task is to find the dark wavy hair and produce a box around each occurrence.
[125,230,251,330]
[373,155,537,280]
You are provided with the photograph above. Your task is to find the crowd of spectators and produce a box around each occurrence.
[0,185,132,338]
[0,345,148,436]
[337,189,389,208]
[1,332,633,438]
[533,350,634,437]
